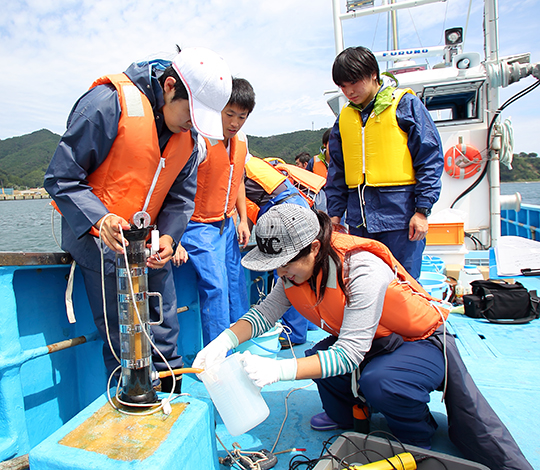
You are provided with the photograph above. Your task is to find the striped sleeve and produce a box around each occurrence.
[239,307,274,338]
[317,345,358,378]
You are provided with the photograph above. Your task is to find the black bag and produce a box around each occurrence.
[463,279,540,324]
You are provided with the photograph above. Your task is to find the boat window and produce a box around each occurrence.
[419,81,484,124]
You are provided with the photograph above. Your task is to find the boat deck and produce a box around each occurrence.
[2,256,539,469]
[183,310,540,470]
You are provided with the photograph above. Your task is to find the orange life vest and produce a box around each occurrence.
[284,232,448,341]
[191,132,248,223]
[311,154,328,179]
[274,163,326,206]
[82,73,194,234]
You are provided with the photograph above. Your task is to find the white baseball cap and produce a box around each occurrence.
[172,47,232,140]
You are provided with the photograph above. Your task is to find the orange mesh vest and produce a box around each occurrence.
[284,232,448,341]
[191,132,248,223]
[86,73,194,228]
[274,163,326,207]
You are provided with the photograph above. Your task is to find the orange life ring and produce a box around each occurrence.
[444,144,483,179]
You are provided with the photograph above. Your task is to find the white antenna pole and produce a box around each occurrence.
[485,0,501,248]
[332,0,345,55]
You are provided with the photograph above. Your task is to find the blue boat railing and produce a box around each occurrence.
[501,203,540,240]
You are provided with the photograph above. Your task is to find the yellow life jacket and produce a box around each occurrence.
[191,132,247,223]
[339,88,416,188]
[284,232,448,341]
[85,73,194,235]
[244,156,288,223]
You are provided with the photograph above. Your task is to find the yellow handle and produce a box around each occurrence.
[345,452,416,470]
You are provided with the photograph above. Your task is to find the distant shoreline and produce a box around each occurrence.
[0,188,50,201]
[1,180,540,201]
[0,194,51,201]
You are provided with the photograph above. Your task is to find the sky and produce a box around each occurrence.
[1,0,539,154]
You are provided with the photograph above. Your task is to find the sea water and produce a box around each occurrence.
[1,181,539,252]
[0,198,61,252]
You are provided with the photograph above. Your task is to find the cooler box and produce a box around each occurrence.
[426,222,464,245]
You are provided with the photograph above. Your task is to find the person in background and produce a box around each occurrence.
[173,78,255,347]
[293,149,328,212]
[44,47,232,392]
[325,46,443,279]
[306,128,331,178]
[244,157,326,228]
[243,156,322,346]
[294,151,311,169]
[193,204,533,470]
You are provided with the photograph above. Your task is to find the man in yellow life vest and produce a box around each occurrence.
[44,47,232,393]
[172,78,255,347]
[325,46,444,279]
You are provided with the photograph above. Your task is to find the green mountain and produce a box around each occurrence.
[248,128,328,163]
[0,128,329,189]
[0,129,60,188]
[0,128,538,189]
[500,152,540,182]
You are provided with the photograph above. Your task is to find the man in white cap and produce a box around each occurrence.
[44,46,232,392]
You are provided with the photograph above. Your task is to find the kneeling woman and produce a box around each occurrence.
[195,203,447,447]
[194,204,532,469]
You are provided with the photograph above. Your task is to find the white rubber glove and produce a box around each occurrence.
[193,329,239,373]
[240,351,297,388]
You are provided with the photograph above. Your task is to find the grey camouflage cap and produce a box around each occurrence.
[241,204,320,272]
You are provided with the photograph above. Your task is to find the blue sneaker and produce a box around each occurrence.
[310,412,341,431]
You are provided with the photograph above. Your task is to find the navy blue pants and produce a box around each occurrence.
[80,262,184,375]
[348,226,425,280]
[306,335,445,448]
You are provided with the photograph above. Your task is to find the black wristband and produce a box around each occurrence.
[415,207,431,217]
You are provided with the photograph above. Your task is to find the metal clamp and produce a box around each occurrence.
[121,357,151,369]
[118,292,147,304]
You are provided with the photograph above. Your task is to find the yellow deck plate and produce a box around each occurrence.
[59,401,188,461]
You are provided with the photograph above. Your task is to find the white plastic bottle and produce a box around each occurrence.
[459,265,483,294]
[455,280,464,301]
[199,353,270,436]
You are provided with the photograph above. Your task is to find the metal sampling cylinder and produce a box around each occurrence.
[116,226,158,405]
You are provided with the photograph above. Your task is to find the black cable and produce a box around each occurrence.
[450,77,540,208]
[362,430,408,456]
[414,453,450,469]
[288,435,344,470]
[289,454,334,469]
[465,232,484,250]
